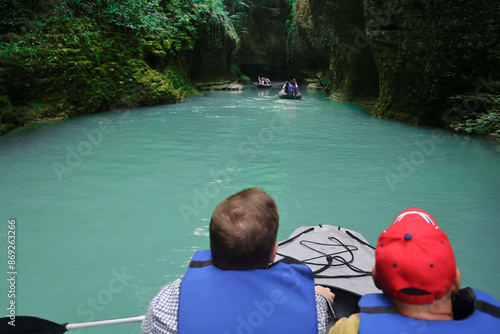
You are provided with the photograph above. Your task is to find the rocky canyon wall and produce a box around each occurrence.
[364,0,500,133]
[291,0,379,101]
[225,0,292,81]
[286,0,500,139]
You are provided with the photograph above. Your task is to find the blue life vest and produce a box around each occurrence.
[358,289,500,333]
[178,250,318,334]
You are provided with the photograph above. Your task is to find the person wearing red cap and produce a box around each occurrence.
[329,208,500,334]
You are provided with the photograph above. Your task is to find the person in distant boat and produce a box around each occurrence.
[142,188,335,334]
[290,79,299,96]
[286,79,296,96]
[259,77,271,86]
[329,208,500,334]
[280,81,290,94]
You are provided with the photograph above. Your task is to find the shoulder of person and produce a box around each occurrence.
[150,279,182,305]
[328,313,360,334]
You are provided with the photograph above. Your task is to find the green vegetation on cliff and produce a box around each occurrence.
[0,0,239,134]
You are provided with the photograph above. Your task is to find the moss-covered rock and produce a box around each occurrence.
[0,1,238,135]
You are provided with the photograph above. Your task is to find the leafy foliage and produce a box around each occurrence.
[0,0,237,43]
[104,0,168,33]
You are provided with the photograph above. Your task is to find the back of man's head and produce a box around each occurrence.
[209,188,279,270]
[374,208,457,305]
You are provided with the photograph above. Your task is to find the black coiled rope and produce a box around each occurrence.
[277,226,374,279]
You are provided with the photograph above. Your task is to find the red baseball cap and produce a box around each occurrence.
[375,208,457,305]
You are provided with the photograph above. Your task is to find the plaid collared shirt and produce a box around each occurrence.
[141,279,332,334]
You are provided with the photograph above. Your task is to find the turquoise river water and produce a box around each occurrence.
[1,86,499,333]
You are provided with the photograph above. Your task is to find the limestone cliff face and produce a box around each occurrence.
[288,0,499,139]
[364,0,500,130]
[291,0,379,100]
[191,11,239,83]
[225,0,292,80]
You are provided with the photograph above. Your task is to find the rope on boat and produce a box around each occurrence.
[277,225,375,280]
[278,227,315,246]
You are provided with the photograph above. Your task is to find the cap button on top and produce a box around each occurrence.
[404,233,412,241]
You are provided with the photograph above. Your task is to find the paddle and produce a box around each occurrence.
[0,315,145,334]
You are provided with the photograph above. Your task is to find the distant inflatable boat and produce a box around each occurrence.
[257,83,273,88]
[278,92,302,100]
